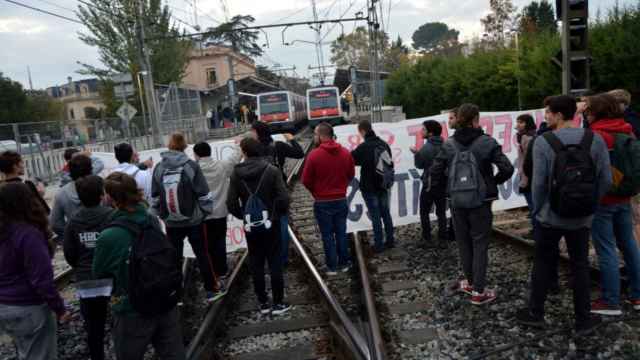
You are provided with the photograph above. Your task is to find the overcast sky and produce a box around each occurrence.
[0,0,634,89]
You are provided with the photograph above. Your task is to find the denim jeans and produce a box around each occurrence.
[523,191,537,229]
[314,199,350,271]
[591,203,640,305]
[420,188,447,243]
[362,191,395,251]
[0,303,57,360]
[280,214,290,266]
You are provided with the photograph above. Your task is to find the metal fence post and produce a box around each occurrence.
[12,123,21,154]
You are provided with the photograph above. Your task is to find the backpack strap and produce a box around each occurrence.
[580,129,594,150]
[542,131,564,154]
[241,165,269,195]
[109,217,143,239]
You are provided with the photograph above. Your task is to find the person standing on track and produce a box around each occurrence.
[113,143,154,203]
[193,141,242,280]
[94,172,185,360]
[302,123,355,275]
[411,120,448,249]
[251,121,305,268]
[227,137,291,315]
[63,175,115,360]
[0,150,50,213]
[59,148,104,188]
[515,114,538,229]
[351,120,395,253]
[516,95,611,332]
[446,108,458,242]
[430,104,514,305]
[0,182,67,360]
[584,93,640,316]
[151,133,221,303]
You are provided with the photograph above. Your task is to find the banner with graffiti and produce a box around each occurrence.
[334,108,547,233]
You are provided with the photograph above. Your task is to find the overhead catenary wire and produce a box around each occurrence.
[4,0,83,24]
[32,0,77,14]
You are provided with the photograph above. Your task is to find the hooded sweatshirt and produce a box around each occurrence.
[351,132,393,194]
[50,181,82,237]
[430,127,514,203]
[414,135,444,186]
[59,156,105,188]
[113,162,153,202]
[302,139,355,201]
[198,145,242,219]
[226,158,289,222]
[151,150,213,228]
[63,205,115,282]
[590,118,635,205]
[0,223,65,316]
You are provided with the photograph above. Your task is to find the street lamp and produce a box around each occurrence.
[136,71,151,147]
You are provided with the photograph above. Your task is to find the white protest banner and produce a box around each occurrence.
[93,137,251,255]
[333,108,549,233]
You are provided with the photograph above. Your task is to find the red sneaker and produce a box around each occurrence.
[590,299,622,316]
[626,299,640,311]
[457,279,473,295]
[471,289,496,305]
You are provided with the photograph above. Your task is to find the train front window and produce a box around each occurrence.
[259,94,289,114]
[309,91,337,110]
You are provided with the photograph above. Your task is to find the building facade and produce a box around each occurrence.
[46,77,104,140]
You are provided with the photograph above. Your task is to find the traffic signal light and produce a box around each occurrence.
[556,0,590,95]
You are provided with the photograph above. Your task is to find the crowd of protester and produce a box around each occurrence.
[0,88,639,359]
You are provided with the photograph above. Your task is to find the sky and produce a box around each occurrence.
[0,0,635,89]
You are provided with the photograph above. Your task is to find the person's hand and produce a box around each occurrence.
[36,182,46,196]
[283,133,295,142]
[576,101,587,114]
[410,146,418,154]
[142,158,154,169]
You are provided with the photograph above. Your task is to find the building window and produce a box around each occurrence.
[70,109,75,120]
[80,84,89,95]
[206,68,217,87]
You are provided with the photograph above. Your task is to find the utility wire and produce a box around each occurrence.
[4,0,83,24]
[321,1,365,41]
[32,0,77,14]
[273,6,308,24]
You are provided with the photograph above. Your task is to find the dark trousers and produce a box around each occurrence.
[247,225,285,304]
[167,224,217,292]
[79,297,109,360]
[420,188,448,242]
[112,307,185,360]
[452,203,493,293]
[204,217,229,277]
[529,226,591,330]
[362,191,395,251]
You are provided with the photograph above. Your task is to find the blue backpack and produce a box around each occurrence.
[242,171,272,233]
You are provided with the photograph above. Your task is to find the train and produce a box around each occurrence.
[306,86,344,128]
[256,91,307,132]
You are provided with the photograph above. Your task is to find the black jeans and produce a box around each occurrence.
[452,203,493,293]
[204,217,229,277]
[246,225,284,305]
[420,188,448,242]
[112,307,185,360]
[167,224,217,292]
[529,226,591,330]
[79,297,109,360]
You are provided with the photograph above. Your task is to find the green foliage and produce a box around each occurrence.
[386,3,640,117]
[0,73,65,123]
[205,15,263,57]
[520,1,557,33]
[411,22,459,52]
[330,27,407,72]
[76,0,191,84]
[481,0,517,45]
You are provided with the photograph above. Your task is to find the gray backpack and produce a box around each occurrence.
[447,138,487,209]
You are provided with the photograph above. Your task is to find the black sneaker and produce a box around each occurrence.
[385,242,395,249]
[576,315,602,334]
[272,303,291,316]
[259,302,271,315]
[515,308,545,329]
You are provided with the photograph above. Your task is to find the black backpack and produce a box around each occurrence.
[374,143,395,190]
[544,130,598,218]
[110,216,182,316]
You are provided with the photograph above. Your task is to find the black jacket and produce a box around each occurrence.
[63,205,115,282]
[430,127,514,202]
[351,133,392,194]
[624,107,640,139]
[261,140,305,173]
[414,136,444,186]
[227,158,289,222]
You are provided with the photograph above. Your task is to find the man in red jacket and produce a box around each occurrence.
[586,93,640,316]
[302,122,355,275]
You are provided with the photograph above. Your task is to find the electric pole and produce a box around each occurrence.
[367,0,382,123]
[135,0,162,147]
[310,0,327,86]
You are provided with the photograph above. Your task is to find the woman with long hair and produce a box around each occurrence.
[0,151,50,213]
[515,114,537,230]
[0,182,66,360]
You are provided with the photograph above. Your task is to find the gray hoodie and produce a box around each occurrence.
[151,150,213,228]
[198,145,242,219]
[532,128,612,230]
[50,181,82,237]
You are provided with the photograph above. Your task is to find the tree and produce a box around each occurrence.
[330,27,403,71]
[520,1,557,34]
[411,22,460,53]
[384,36,410,70]
[76,0,192,85]
[481,0,518,45]
[204,15,263,57]
[0,73,28,123]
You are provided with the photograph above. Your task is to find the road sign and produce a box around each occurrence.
[111,73,133,84]
[116,102,138,122]
[114,83,135,98]
[227,79,236,97]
